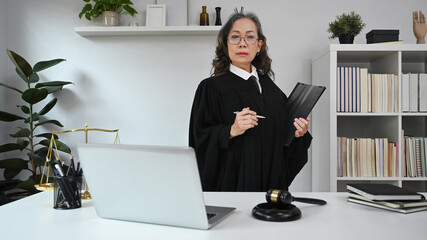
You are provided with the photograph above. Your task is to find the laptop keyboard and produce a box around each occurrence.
[207,213,217,219]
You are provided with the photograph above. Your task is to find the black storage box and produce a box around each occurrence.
[366,30,399,44]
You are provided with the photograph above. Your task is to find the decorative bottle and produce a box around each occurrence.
[200,6,209,26]
[215,7,222,26]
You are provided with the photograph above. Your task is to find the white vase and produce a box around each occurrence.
[102,11,119,26]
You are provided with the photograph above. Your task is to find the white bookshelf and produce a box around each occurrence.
[74,26,221,37]
[312,44,427,192]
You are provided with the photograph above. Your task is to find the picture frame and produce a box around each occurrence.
[146,4,166,27]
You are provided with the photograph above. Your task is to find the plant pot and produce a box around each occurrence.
[339,35,355,44]
[102,11,119,26]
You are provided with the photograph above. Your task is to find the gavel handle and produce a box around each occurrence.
[293,197,327,205]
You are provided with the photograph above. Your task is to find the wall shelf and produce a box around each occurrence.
[74,26,221,37]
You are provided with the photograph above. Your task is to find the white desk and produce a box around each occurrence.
[0,192,426,240]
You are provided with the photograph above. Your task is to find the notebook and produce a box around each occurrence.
[348,192,427,209]
[347,197,427,214]
[284,82,326,146]
[76,144,235,229]
[347,183,425,201]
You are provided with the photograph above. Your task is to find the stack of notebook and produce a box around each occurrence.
[347,183,427,213]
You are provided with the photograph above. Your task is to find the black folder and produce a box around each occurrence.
[284,82,326,146]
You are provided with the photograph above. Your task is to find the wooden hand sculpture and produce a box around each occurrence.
[413,11,426,44]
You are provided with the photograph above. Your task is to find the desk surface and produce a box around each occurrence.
[0,191,426,240]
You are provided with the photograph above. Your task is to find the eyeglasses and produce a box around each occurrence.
[228,35,259,45]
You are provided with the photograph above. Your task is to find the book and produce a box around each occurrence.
[340,67,345,112]
[283,82,326,146]
[386,74,392,112]
[402,73,410,112]
[367,73,372,112]
[336,67,341,112]
[347,197,427,214]
[416,138,422,177]
[348,192,427,208]
[373,40,404,44]
[360,68,368,112]
[346,183,425,200]
[393,74,399,112]
[420,73,427,112]
[409,73,418,112]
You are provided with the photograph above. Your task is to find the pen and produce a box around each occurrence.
[76,160,81,176]
[69,155,75,176]
[55,164,65,177]
[233,111,266,119]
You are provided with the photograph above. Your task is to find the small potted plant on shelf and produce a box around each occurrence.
[79,0,138,26]
[327,11,366,44]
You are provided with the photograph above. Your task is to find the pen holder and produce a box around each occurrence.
[53,176,83,210]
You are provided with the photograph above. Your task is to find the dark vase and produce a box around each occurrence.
[200,6,209,26]
[215,7,222,26]
[339,35,355,44]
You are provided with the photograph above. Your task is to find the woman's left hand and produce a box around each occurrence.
[294,117,310,138]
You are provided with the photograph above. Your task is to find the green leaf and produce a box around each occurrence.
[16,139,29,149]
[123,5,137,16]
[35,119,63,127]
[16,68,28,82]
[16,178,38,193]
[33,59,66,72]
[38,98,57,115]
[35,133,59,140]
[28,73,40,83]
[27,153,45,166]
[39,140,71,154]
[55,140,71,154]
[20,105,30,114]
[0,158,29,170]
[0,82,23,94]
[0,143,23,153]
[35,81,73,88]
[21,88,48,104]
[79,3,92,19]
[85,12,92,21]
[35,147,48,159]
[35,81,73,94]
[44,86,63,94]
[0,111,25,122]
[6,49,33,78]
[9,128,31,138]
[4,168,21,180]
[25,113,39,123]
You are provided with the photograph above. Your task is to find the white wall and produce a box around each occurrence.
[3,0,427,190]
[0,1,8,181]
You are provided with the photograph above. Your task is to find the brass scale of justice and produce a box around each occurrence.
[35,124,120,199]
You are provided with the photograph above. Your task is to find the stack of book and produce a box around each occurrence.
[347,183,427,213]
[336,67,399,113]
[403,136,427,177]
[337,137,398,177]
[402,73,427,112]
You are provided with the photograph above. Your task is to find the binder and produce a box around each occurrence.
[284,82,326,146]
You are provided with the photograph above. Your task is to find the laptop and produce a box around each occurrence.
[76,144,235,229]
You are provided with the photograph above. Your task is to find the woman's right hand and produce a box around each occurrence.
[230,107,258,139]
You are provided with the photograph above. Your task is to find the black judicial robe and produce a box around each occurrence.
[189,71,312,192]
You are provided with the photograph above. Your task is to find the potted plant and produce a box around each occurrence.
[327,11,366,44]
[79,0,138,26]
[0,50,72,199]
